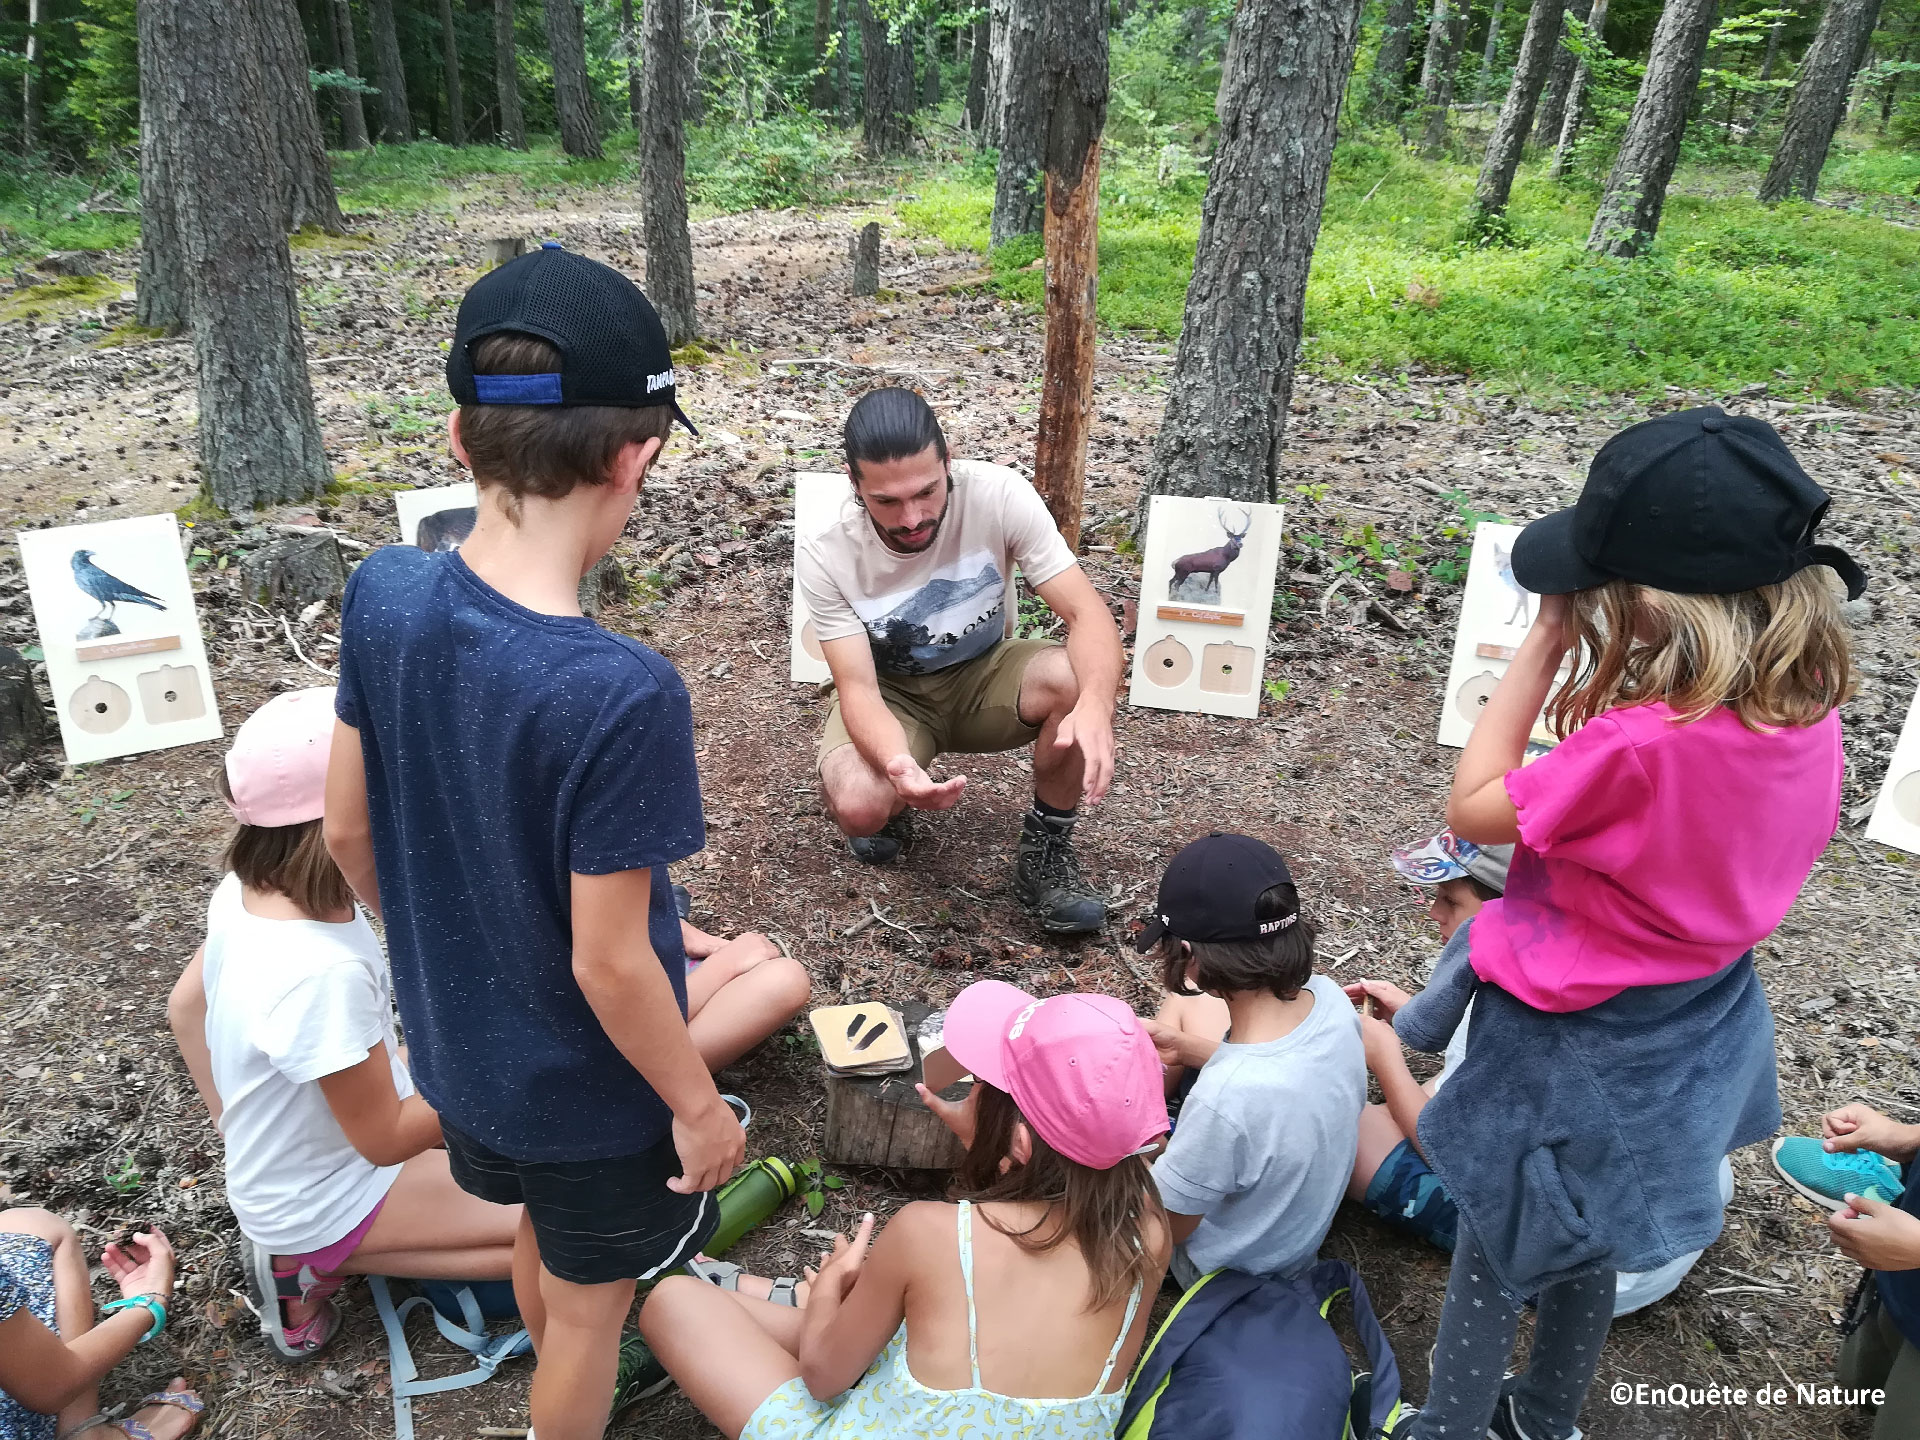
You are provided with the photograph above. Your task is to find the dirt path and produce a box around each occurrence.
[2,174,1916,1440]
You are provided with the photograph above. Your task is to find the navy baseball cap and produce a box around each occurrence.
[1511,406,1862,599]
[1134,833,1299,954]
[446,242,697,434]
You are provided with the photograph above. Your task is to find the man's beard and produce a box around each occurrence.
[875,484,952,553]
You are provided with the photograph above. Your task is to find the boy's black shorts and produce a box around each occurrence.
[443,1120,717,1286]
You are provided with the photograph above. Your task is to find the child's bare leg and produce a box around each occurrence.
[512,1209,548,1355]
[0,1209,100,1434]
[1349,1103,1410,1201]
[685,932,811,1072]
[640,1276,804,1439]
[529,1267,636,1440]
[1152,990,1231,1095]
[335,1150,520,1280]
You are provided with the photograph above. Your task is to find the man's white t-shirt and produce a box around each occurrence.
[201,873,409,1253]
[795,460,1076,676]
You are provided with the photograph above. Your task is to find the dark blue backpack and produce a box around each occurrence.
[1118,1260,1406,1440]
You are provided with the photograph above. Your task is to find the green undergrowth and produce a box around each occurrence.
[0,273,124,323]
[0,163,139,257]
[330,138,630,215]
[900,138,1920,399]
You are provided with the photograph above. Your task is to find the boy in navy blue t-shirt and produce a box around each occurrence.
[325,246,746,1440]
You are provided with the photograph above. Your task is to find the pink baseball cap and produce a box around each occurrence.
[224,687,336,827]
[943,980,1169,1170]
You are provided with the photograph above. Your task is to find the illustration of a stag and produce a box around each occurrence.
[1169,506,1252,602]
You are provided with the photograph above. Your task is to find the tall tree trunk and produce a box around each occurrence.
[922,16,942,106]
[965,15,991,131]
[367,0,412,140]
[1147,0,1366,507]
[992,0,1049,241]
[1747,20,1785,130]
[641,0,697,341]
[1369,0,1419,120]
[1470,0,1566,222]
[22,0,42,154]
[620,0,643,134]
[1587,0,1717,257]
[545,0,604,156]
[144,0,331,511]
[437,0,468,143]
[137,0,188,332]
[253,0,346,232]
[813,0,836,108]
[494,0,527,146]
[1548,0,1606,177]
[1532,0,1591,141]
[859,0,913,154]
[1474,0,1506,101]
[984,0,1013,145]
[1028,0,1108,547]
[1758,0,1885,201]
[1418,0,1464,156]
[329,0,372,148]
[836,0,852,117]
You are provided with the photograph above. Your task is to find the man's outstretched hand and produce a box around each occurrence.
[1054,703,1115,806]
[886,754,966,811]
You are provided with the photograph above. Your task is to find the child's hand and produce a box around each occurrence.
[1525,592,1574,659]
[1359,1015,1402,1072]
[805,1212,876,1305]
[1142,1018,1187,1069]
[103,1227,176,1301]
[1343,979,1412,1018]
[1822,1103,1920,1164]
[1828,1193,1920,1272]
[915,1083,977,1147]
[667,1097,747,1195]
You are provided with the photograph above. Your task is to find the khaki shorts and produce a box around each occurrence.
[817,638,1060,769]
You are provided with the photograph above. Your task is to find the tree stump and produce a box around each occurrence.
[239,533,347,614]
[823,1002,967,1170]
[484,235,529,270]
[578,555,628,618]
[0,645,48,767]
[850,221,880,297]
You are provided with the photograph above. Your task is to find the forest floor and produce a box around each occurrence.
[1,167,1917,1440]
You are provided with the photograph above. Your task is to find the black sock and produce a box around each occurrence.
[1029,797,1077,827]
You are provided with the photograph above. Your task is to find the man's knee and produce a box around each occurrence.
[820,759,895,835]
[1022,646,1080,722]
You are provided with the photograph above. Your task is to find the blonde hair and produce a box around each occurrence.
[1547,570,1853,737]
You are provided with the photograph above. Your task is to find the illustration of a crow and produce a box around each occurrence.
[71,549,166,638]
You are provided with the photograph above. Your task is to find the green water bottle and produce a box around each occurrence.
[706,1156,798,1259]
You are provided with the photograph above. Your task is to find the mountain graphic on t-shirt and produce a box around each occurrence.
[864,560,1006,674]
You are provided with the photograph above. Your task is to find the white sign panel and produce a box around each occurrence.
[394,482,478,550]
[16,513,223,765]
[1866,679,1920,856]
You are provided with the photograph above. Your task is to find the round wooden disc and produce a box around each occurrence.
[70,675,131,734]
[1893,769,1920,827]
[1454,670,1499,725]
[1144,636,1193,688]
[800,618,825,661]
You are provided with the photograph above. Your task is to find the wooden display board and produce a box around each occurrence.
[16,513,223,765]
[1866,679,1920,856]
[394,482,478,551]
[1435,522,1565,752]
[1127,494,1284,719]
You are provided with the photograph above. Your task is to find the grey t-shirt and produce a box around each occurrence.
[1152,973,1366,1281]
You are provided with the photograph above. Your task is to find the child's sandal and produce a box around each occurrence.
[684,1257,802,1306]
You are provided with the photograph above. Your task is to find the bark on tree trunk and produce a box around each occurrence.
[965,15,991,131]
[984,0,1012,146]
[329,0,371,148]
[1370,0,1419,120]
[1758,0,1885,202]
[859,0,914,155]
[1147,0,1366,509]
[1586,0,1717,257]
[836,0,852,117]
[922,17,941,106]
[1748,19,1784,129]
[851,220,880,294]
[1532,0,1592,142]
[620,0,643,135]
[1475,0,1507,102]
[1418,0,1464,157]
[813,0,836,109]
[1028,0,1108,548]
[136,0,188,333]
[1470,0,1567,221]
[254,0,346,233]
[144,0,331,511]
[641,0,698,343]
[495,0,528,146]
[438,0,468,143]
[368,0,413,140]
[545,0,604,157]
[23,0,42,154]
[991,0,1048,242]
[1549,0,1606,177]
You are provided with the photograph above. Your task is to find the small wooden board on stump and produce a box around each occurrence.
[822,1001,966,1171]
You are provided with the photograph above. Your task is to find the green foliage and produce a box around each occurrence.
[0,158,138,256]
[362,392,448,440]
[686,118,858,210]
[329,139,629,215]
[68,0,140,151]
[793,1157,847,1218]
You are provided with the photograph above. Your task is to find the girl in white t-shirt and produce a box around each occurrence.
[166,688,522,1359]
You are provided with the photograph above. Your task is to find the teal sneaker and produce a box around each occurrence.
[1770,1136,1904,1210]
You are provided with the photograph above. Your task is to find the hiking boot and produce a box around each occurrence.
[1770,1136,1904,1210]
[610,1333,673,1418]
[848,811,913,865]
[671,882,692,919]
[1013,813,1107,936]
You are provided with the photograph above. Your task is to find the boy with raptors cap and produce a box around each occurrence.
[325,244,743,1440]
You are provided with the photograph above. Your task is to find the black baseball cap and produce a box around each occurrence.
[1510,406,1864,600]
[446,242,697,434]
[1133,833,1299,954]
